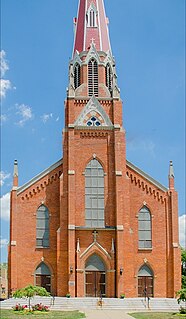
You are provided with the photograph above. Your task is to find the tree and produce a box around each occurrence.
[176,288,186,303]
[181,248,186,289]
[13,285,50,310]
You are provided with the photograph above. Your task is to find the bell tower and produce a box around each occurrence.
[58,0,127,297]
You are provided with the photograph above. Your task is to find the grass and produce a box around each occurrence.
[130,313,186,319]
[0,309,86,319]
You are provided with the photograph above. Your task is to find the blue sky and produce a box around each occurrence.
[0,0,185,263]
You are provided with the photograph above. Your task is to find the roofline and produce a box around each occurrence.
[17,159,63,195]
[126,160,168,192]
[16,158,167,195]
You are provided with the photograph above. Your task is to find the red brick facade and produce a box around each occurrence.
[8,0,181,298]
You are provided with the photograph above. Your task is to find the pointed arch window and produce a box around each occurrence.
[87,7,97,28]
[138,206,152,249]
[74,63,81,89]
[105,63,112,94]
[85,159,104,228]
[88,58,98,97]
[36,205,49,248]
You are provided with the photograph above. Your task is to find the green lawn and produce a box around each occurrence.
[130,313,186,319]
[0,309,86,319]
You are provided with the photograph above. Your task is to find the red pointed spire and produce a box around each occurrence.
[73,0,111,55]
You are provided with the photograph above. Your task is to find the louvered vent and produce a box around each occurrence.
[74,63,81,89]
[88,58,98,97]
[105,63,112,94]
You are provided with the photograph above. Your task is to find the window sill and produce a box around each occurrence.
[36,246,50,249]
[138,248,153,251]
[75,226,116,231]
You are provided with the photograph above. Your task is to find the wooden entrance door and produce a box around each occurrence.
[85,271,106,297]
[138,276,153,297]
[35,275,51,293]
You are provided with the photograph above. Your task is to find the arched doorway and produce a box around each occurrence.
[138,264,154,297]
[85,254,106,297]
[35,262,51,293]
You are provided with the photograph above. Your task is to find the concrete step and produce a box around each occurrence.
[0,297,183,311]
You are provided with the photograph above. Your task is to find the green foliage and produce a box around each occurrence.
[0,309,85,318]
[13,285,50,310]
[13,285,50,299]
[180,306,186,314]
[182,275,186,289]
[130,313,186,319]
[176,288,186,304]
[181,248,186,289]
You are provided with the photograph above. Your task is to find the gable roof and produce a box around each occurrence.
[16,158,167,195]
[126,160,168,192]
[17,159,63,195]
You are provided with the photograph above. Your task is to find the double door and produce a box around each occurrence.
[35,274,51,293]
[138,276,153,297]
[85,271,106,297]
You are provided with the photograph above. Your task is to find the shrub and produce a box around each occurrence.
[180,306,186,314]
[13,304,28,311]
[31,303,49,312]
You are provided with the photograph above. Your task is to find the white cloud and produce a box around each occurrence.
[0,114,7,124]
[0,79,12,98]
[179,214,186,248]
[56,116,59,122]
[0,193,10,221]
[41,113,53,123]
[0,50,13,99]
[16,103,33,126]
[0,238,9,248]
[0,171,11,187]
[0,50,9,77]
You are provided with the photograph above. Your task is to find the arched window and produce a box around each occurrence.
[85,159,104,227]
[36,205,49,248]
[105,63,112,93]
[74,63,81,89]
[138,206,152,249]
[35,262,51,292]
[138,264,154,297]
[87,7,97,27]
[88,58,98,97]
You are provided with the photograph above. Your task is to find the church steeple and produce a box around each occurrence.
[68,0,120,100]
[73,0,111,55]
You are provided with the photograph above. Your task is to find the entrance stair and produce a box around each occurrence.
[0,297,184,312]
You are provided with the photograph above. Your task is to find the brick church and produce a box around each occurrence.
[9,0,181,298]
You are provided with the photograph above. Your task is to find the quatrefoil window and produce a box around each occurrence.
[86,117,101,127]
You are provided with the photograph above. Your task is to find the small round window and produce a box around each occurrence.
[86,117,101,127]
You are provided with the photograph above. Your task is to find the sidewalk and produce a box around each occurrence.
[85,310,134,319]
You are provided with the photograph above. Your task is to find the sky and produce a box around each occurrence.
[0,0,185,263]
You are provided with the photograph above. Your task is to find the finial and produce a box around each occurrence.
[169,160,175,190]
[13,160,18,177]
[111,238,115,254]
[77,238,81,253]
[169,160,174,178]
[13,159,18,190]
